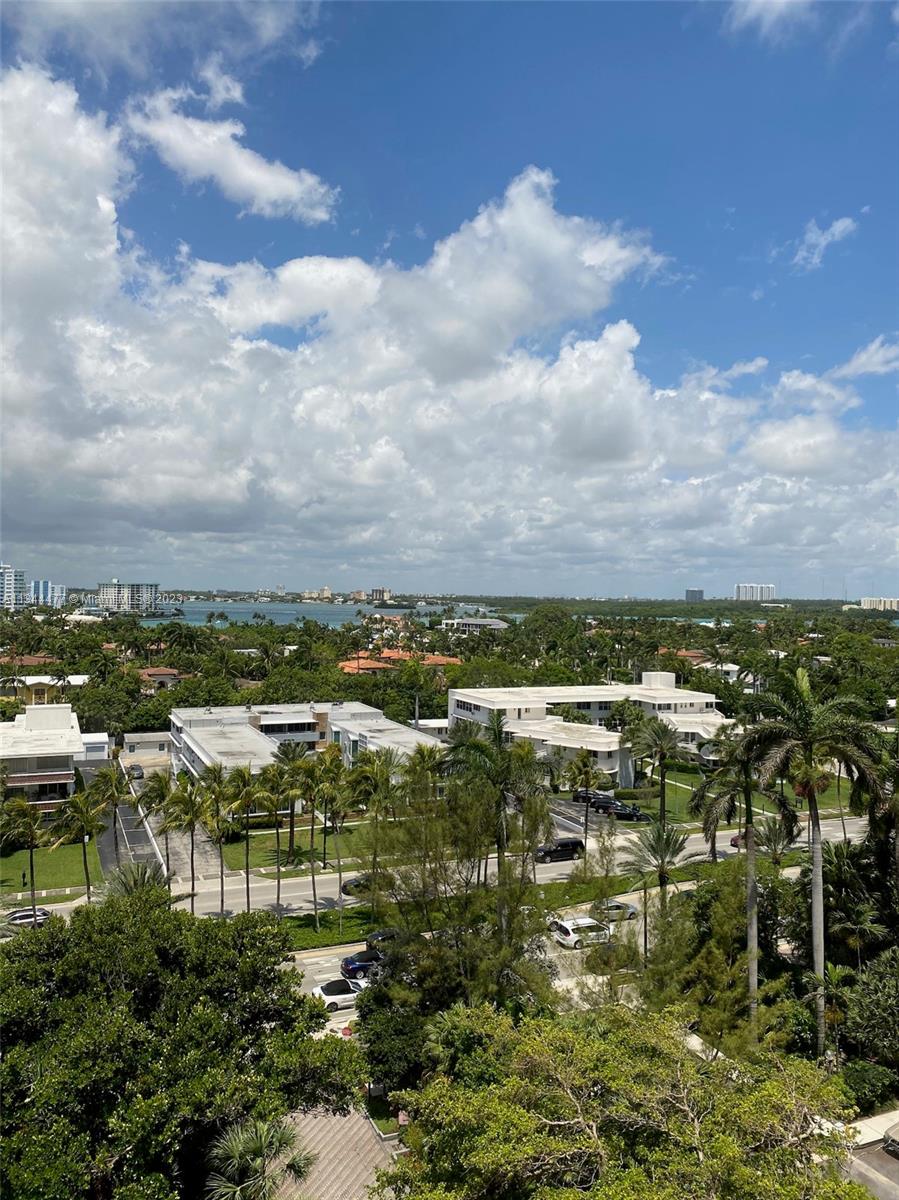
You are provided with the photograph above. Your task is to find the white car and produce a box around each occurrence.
[312,978,369,1012]
[548,915,610,950]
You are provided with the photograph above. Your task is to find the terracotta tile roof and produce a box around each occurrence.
[0,654,58,667]
[337,659,396,674]
[138,666,180,677]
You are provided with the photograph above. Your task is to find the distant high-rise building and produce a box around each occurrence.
[860,597,899,612]
[1,564,27,611]
[97,579,159,612]
[685,588,704,603]
[370,587,392,603]
[30,580,67,608]
[734,583,776,602]
[319,586,332,601]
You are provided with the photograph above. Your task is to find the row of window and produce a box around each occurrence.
[455,700,482,714]
[260,721,317,734]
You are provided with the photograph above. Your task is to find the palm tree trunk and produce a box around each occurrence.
[308,799,320,932]
[112,801,120,863]
[189,827,196,915]
[218,838,225,916]
[836,765,847,843]
[709,821,718,863]
[809,794,827,1058]
[82,835,92,902]
[659,759,667,827]
[743,767,758,1041]
[333,815,344,935]
[244,806,251,913]
[163,829,171,890]
[274,820,282,916]
[287,798,296,865]
[28,844,36,927]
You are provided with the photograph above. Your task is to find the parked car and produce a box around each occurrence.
[596,900,639,924]
[6,907,52,928]
[311,978,369,1012]
[610,803,651,822]
[127,764,144,780]
[340,947,385,980]
[573,788,615,810]
[548,915,610,949]
[883,1120,899,1159]
[535,838,585,864]
[341,870,396,897]
[365,927,400,951]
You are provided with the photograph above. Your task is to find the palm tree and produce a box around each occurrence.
[206,1116,315,1200]
[629,717,681,826]
[50,792,107,901]
[86,648,120,683]
[256,766,292,916]
[741,667,883,1057]
[273,740,308,864]
[141,770,176,886]
[201,762,233,916]
[564,748,612,845]
[619,821,702,912]
[803,962,856,1064]
[160,778,205,914]
[317,745,349,932]
[228,764,259,913]
[0,797,48,925]
[352,747,403,920]
[297,753,322,932]
[99,859,173,896]
[754,812,799,866]
[89,763,129,864]
[829,898,889,974]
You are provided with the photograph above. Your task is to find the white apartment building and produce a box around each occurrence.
[441,617,509,633]
[169,700,440,780]
[97,580,159,612]
[370,587,392,603]
[0,705,108,808]
[448,672,731,761]
[734,583,775,601]
[1,564,27,612]
[860,597,899,612]
[503,717,633,786]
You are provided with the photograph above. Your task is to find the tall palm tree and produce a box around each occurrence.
[741,667,883,1058]
[141,770,176,886]
[89,763,129,864]
[160,778,206,914]
[228,764,259,913]
[619,821,702,912]
[802,963,856,1064]
[50,792,107,901]
[256,765,292,916]
[297,753,322,931]
[0,797,48,925]
[564,748,602,845]
[273,740,308,864]
[85,649,119,683]
[352,747,403,920]
[629,717,681,826]
[206,1116,315,1200]
[317,745,349,932]
[201,762,233,916]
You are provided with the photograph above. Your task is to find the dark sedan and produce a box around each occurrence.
[365,927,400,951]
[340,870,396,897]
[340,947,385,980]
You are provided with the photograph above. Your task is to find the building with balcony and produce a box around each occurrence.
[860,597,899,612]
[734,583,775,601]
[97,579,159,612]
[1,563,27,612]
[440,617,509,633]
[0,705,107,809]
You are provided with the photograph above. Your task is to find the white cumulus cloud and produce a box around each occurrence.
[128,87,337,223]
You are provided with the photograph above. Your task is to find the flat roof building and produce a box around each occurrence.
[0,704,106,807]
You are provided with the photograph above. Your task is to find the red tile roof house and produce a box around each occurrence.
[137,666,183,694]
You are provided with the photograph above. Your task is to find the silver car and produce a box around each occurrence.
[597,901,639,924]
[311,978,369,1013]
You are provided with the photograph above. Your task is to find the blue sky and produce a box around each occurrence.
[2,1,897,597]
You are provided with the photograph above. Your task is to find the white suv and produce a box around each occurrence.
[311,978,369,1012]
[548,915,610,949]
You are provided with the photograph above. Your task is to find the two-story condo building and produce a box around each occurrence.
[448,671,731,764]
[0,705,108,808]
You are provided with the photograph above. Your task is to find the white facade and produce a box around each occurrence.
[0,704,103,806]
[503,717,631,784]
[448,671,731,759]
[1,564,27,611]
[441,617,509,633]
[860,597,899,612]
[169,700,439,779]
[734,583,775,601]
[97,579,159,612]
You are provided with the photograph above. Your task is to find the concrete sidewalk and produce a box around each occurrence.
[852,1107,899,1148]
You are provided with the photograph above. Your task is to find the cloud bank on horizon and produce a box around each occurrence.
[1,1,897,596]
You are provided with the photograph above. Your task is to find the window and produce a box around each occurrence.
[576,701,591,710]
[128,744,136,754]
[158,742,166,752]
[656,703,672,711]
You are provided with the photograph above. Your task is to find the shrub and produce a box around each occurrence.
[841,1061,899,1116]
[615,786,660,803]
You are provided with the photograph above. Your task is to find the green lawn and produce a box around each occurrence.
[662,771,854,822]
[222,820,373,872]
[364,1093,401,1136]
[283,905,375,950]
[0,840,103,894]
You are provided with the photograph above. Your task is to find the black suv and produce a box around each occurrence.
[535,837,585,863]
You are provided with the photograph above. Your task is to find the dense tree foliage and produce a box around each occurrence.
[379,1005,865,1200]
[0,893,361,1200]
